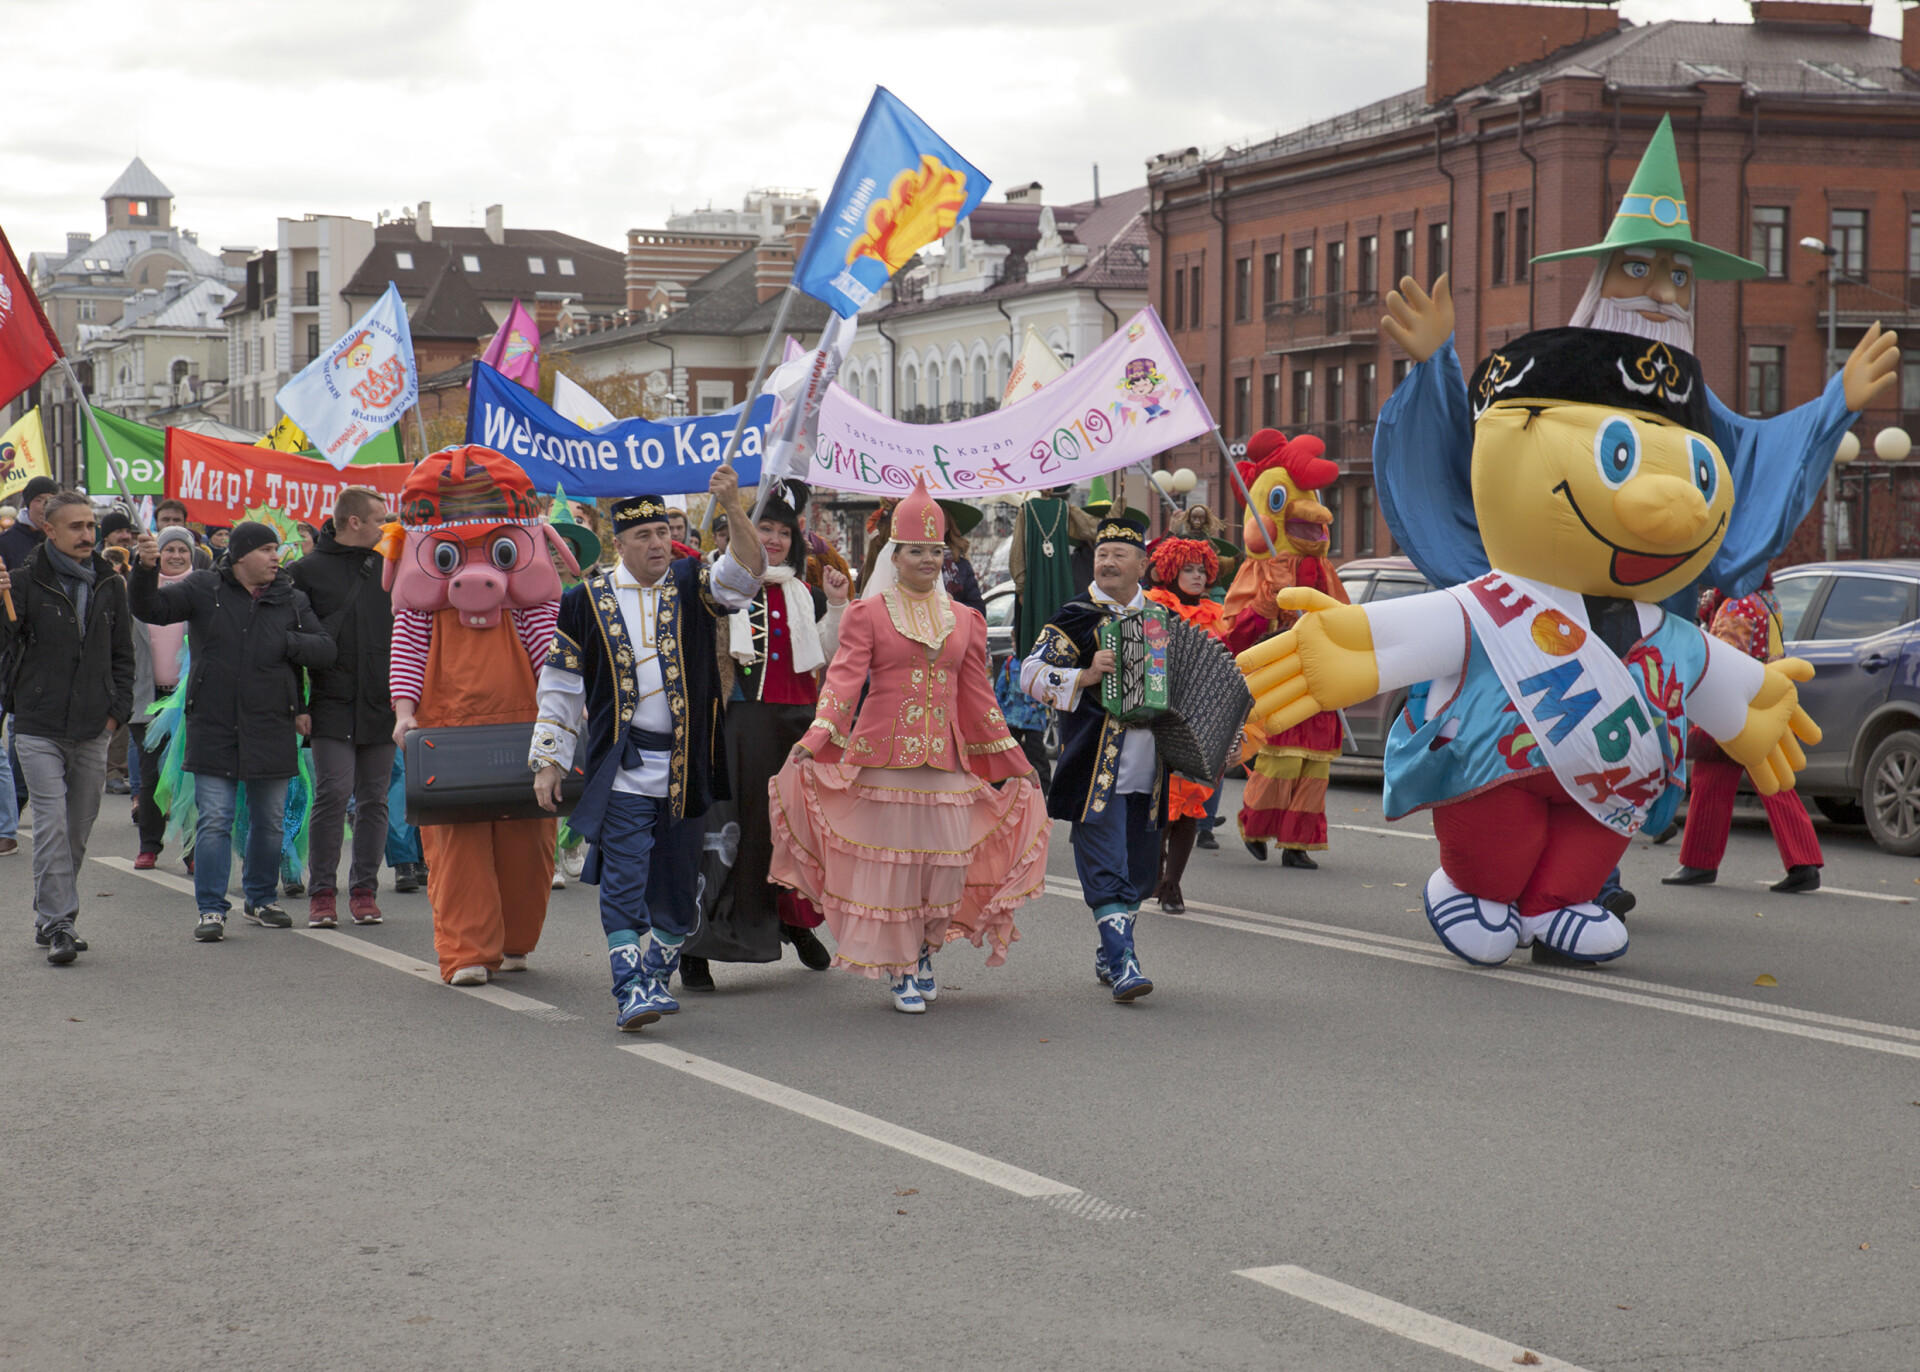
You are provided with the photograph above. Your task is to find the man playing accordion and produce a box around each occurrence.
[1021,511,1160,1003]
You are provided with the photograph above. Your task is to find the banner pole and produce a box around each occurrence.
[1133,461,1182,518]
[413,403,431,462]
[60,358,145,534]
[701,283,798,540]
[1214,428,1278,559]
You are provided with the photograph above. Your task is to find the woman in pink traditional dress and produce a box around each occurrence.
[770,478,1049,1014]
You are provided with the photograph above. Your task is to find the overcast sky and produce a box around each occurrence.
[3,0,1906,259]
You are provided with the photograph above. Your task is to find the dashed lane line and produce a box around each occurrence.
[623,1044,1139,1219]
[1237,1265,1588,1372]
[101,854,1134,1217]
[1041,882,1920,1060]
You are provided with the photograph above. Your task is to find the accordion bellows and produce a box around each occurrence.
[1101,607,1253,784]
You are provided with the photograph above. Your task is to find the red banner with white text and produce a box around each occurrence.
[165,428,411,526]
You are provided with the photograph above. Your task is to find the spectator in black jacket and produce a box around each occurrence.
[0,491,134,965]
[0,475,58,572]
[288,489,395,929]
[131,520,335,942]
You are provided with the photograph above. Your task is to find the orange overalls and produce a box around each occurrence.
[416,609,557,980]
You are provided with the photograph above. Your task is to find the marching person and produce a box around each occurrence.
[1663,577,1824,894]
[1143,534,1230,914]
[1022,509,1160,1002]
[0,492,134,965]
[771,477,1047,1014]
[680,483,845,991]
[289,488,395,928]
[131,520,336,942]
[129,526,196,868]
[528,466,766,1032]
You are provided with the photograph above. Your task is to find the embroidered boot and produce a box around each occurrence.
[637,933,684,1016]
[609,937,657,1032]
[914,943,938,1002]
[1095,906,1152,1002]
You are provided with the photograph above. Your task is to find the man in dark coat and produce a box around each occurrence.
[131,520,335,941]
[288,489,395,929]
[0,475,58,572]
[0,491,134,965]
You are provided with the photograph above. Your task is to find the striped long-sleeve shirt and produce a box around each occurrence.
[389,603,559,705]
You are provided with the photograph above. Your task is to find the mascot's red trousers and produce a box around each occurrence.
[1430,772,1630,918]
[417,609,556,980]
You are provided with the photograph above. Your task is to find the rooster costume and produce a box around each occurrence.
[1224,429,1347,867]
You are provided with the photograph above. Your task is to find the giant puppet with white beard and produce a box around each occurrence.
[1371,115,1901,608]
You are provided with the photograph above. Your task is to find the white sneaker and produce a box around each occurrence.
[889,973,927,1014]
[497,955,528,973]
[551,867,566,889]
[1422,868,1520,967]
[449,965,488,986]
[1518,903,1628,963]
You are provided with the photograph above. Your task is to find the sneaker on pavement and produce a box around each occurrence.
[1195,828,1219,851]
[348,889,383,925]
[105,778,131,795]
[134,851,158,871]
[243,901,292,929]
[44,923,79,965]
[193,913,226,942]
[308,892,338,929]
[34,926,88,952]
[498,955,528,973]
[449,965,488,986]
[551,866,566,889]
[0,837,17,855]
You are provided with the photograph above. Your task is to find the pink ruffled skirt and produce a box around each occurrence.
[769,761,1050,978]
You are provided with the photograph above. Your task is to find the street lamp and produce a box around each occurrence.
[1802,236,1841,558]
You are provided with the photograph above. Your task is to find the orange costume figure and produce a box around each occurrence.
[384,447,578,984]
[1144,535,1227,912]
[1223,428,1348,868]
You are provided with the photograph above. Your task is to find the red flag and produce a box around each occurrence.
[0,225,63,410]
[165,428,411,527]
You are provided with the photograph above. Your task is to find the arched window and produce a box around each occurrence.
[170,359,190,385]
[927,361,941,411]
[996,345,1012,398]
[902,366,918,412]
[971,354,987,405]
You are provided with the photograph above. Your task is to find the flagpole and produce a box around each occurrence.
[702,282,798,540]
[413,404,430,462]
[1214,428,1278,558]
[59,358,146,535]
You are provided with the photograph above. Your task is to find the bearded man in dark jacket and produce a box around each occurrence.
[131,520,335,941]
[288,488,395,928]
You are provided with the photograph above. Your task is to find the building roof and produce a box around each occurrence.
[39,228,237,285]
[341,222,623,306]
[552,245,834,358]
[409,257,500,342]
[111,276,234,331]
[102,156,173,202]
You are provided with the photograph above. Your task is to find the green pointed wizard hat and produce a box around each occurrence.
[546,481,602,569]
[1532,115,1764,282]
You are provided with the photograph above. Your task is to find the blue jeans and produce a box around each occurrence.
[385,750,422,867]
[1199,773,1224,833]
[0,717,18,841]
[192,774,288,915]
[594,791,704,941]
[1070,790,1160,911]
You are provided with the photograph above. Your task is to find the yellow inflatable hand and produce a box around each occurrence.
[1718,657,1822,796]
[1235,588,1380,733]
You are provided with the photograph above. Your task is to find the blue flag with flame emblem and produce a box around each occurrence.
[791,87,989,318]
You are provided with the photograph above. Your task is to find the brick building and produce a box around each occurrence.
[1147,0,1920,565]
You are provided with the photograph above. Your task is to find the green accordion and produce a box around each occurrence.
[1099,602,1172,724]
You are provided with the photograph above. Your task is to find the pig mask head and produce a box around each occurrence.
[380,445,579,629]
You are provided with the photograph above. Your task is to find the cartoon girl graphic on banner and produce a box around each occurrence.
[1113,358,1180,424]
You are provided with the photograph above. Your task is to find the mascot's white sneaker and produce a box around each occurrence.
[498,955,528,973]
[1422,869,1521,967]
[449,966,488,986]
[1518,903,1628,963]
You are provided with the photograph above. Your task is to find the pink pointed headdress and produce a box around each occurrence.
[893,474,946,545]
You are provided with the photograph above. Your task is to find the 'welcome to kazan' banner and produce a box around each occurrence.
[809,308,1212,497]
[165,429,411,526]
[467,362,775,497]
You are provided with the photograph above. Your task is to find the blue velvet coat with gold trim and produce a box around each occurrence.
[1029,593,1164,826]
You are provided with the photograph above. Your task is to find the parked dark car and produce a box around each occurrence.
[1768,560,1920,855]
[1334,556,1433,758]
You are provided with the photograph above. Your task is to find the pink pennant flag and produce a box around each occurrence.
[479,298,541,390]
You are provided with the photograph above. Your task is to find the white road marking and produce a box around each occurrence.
[1237,1265,1588,1371]
[1331,822,1434,841]
[623,1044,1137,1217]
[1749,879,1911,904]
[1040,882,1920,1059]
[99,856,579,1023]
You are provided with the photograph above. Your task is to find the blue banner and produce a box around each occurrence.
[791,87,989,318]
[467,361,773,496]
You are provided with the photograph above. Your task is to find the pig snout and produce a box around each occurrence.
[448,568,508,628]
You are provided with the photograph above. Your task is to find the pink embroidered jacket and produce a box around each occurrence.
[800,590,1027,779]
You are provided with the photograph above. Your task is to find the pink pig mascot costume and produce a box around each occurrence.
[381,446,579,983]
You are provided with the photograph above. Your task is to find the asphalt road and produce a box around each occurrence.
[3,777,1916,1371]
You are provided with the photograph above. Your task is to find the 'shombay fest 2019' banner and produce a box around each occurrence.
[466,361,775,496]
[809,307,1213,497]
[164,428,411,526]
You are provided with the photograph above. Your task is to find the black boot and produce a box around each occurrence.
[1244,839,1269,861]
[1771,865,1821,894]
[1660,865,1716,886]
[679,954,716,991]
[1280,848,1318,870]
[781,923,833,971]
[1154,818,1198,914]
[1195,826,1219,851]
